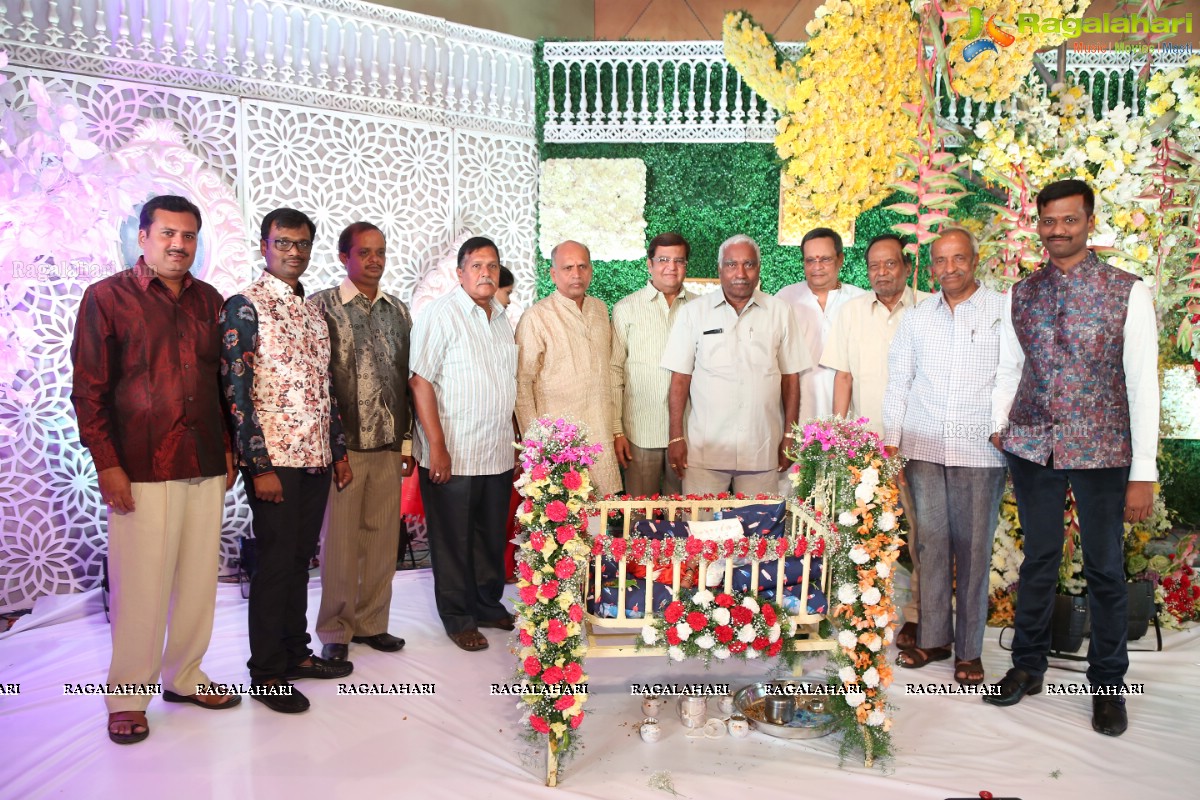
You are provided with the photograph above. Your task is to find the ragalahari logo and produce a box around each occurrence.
[963,7,1017,62]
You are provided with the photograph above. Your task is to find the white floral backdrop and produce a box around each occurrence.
[0,20,537,611]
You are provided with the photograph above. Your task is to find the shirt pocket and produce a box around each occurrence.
[698,332,736,379]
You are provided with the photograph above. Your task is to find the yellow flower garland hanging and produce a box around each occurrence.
[723,4,921,242]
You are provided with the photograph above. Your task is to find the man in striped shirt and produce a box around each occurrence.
[610,232,696,497]
[409,236,518,652]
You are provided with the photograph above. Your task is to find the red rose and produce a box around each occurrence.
[591,540,604,556]
[815,539,826,557]
[715,593,735,608]
[686,611,709,631]
[755,540,769,560]
[530,531,545,551]
[519,630,533,647]
[519,584,539,605]
[768,640,783,657]
[611,538,627,559]
[665,627,681,646]
[775,539,789,558]
[737,540,750,559]
[570,711,584,729]
[523,655,542,676]
[562,470,583,491]
[554,695,576,711]
[752,636,769,650]
[518,562,534,583]
[555,558,576,579]
[685,537,703,557]
[547,619,567,643]
[555,525,577,544]
[530,464,548,481]
[529,714,550,733]
[793,537,808,557]
[663,539,676,558]
[568,604,584,623]
[729,640,747,654]
[714,625,734,643]
[563,662,583,683]
[723,539,736,558]
[762,604,777,626]
[663,601,685,624]
[542,666,565,685]
[731,606,753,626]
[703,541,719,561]
[522,499,534,514]
[540,580,560,600]
[545,501,569,523]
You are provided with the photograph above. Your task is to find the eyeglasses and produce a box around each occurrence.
[803,256,837,267]
[867,259,903,271]
[721,260,759,270]
[652,257,688,267]
[267,238,313,253]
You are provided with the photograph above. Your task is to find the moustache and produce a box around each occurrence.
[476,278,495,286]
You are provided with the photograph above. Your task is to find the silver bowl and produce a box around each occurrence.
[732,681,835,740]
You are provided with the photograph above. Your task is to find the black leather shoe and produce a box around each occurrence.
[251,680,310,714]
[285,655,353,680]
[1092,694,1128,736]
[351,632,406,652]
[321,643,349,661]
[477,614,515,632]
[982,667,1043,706]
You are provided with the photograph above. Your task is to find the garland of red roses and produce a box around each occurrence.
[589,530,826,565]
[638,590,795,667]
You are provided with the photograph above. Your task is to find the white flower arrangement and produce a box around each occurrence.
[537,158,647,261]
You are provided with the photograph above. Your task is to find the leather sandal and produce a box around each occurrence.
[955,658,985,686]
[896,621,918,651]
[163,684,242,709]
[107,711,149,745]
[896,645,952,668]
[448,629,489,651]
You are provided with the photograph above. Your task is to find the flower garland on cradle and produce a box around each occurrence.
[512,417,602,764]
[639,590,795,667]
[788,416,903,766]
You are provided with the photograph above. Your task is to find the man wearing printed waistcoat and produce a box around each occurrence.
[984,179,1159,737]
[220,207,354,714]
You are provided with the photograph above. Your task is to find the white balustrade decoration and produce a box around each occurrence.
[0,0,534,135]
[543,41,1194,144]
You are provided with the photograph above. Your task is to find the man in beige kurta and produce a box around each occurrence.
[516,240,621,497]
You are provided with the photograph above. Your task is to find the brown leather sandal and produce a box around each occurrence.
[896,645,952,668]
[448,629,489,651]
[954,657,985,685]
[107,711,149,745]
[896,621,918,650]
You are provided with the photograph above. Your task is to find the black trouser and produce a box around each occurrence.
[1006,452,1130,687]
[244,466,332,682]
[419,467,513,634]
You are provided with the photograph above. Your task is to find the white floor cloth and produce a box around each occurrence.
[0,569,1197,799]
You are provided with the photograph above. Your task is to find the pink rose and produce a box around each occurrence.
[554,558,576,580]
[570,711,584,729]
[568,604,583,623]
[562,470,583,491]
[542,666,565,685]
[523,655,542,676]
[563,662,583,684]
[519,630,533,647]
[539,580,560,600]
[554,694,576,712]
[530,531,545,551]
[545,501,569,523]
[530,464,548,481]
[610,538,627,559]
[519,584,539,605]
[547,619,567,644]
[555,525,576,544]
[518,562,534,583]
[529,714,550,733]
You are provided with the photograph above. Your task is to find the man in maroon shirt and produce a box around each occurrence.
[71,195,240,745]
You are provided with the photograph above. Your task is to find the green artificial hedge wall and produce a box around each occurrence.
[1161,439,1200,526]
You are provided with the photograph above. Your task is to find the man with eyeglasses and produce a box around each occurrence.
[985,179,1158,737]
[516,240,620,497]
[776,227,865,420]
[822,233,928,649]
[662,234,809,495]
[220,207,354,713]
[610,232,696,497]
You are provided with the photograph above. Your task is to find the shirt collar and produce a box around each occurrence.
[871,285,916,311]
[1047,249,1101,280]
[712,287,767,311]
[132,256,194,293]
[932,281,985,309]
[338,277,394,307]
[258,269,306,299]
[452,284,506,320]
[641,282,693,306]
[551,289,587,314]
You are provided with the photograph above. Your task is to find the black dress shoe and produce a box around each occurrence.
[982,667,1043,706]
[285,655,354,680]
[322,643,349,661]
[477,614,515,632]
[351,632,406,652]
[1092,694,1128,736]
[251,680,310,714]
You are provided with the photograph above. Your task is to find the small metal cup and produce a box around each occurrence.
[764,695,794,725]
[639,717,661,743]
[728,713,750,737]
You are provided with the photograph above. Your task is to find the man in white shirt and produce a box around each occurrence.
[662,234,810,495]
[983,180,1159,738]
[776,227,865,420]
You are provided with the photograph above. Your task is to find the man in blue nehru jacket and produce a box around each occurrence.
[985,179,1159,737]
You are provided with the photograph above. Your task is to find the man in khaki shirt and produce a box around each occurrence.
[611,232,696,497]
[821,232,928,648]
[516,240,621,497]
[662,234,810,496]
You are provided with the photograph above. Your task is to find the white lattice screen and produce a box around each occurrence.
[0,0,538,612]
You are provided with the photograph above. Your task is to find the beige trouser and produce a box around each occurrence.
[624,441,683,497]
[683,466,781,496]
[898,480,921,623]
[316,448,403,644]
[105,475,225,713]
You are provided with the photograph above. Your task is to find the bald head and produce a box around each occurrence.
[550,240,593,305]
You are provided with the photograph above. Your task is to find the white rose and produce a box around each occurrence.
[873,613,890,628]
[641,626,658,645]
[866,635,882,652]
[861,587,882,606]
[768,623,781,642]
[867,710,886,727]
[838,629,858,649]
[837,584,859,604]
[849,546,870,565]
[838,511,859,527]
[884,626,895,644]
[860,467,880,487]
[741,596,760,613]
[745,647,759,659]
[862,667,880,688]
[845,691,866,708]
[676,622,692,641]
[738,625,757,643]
[692,589,714,607]
[875,561,891,579]
[713,607,731,626]
[713,646,731,660]
[854,482,875,505]
[695,633,715,650]
[877,511,896,532]
[838,666,857,684]
[669,646,685,661]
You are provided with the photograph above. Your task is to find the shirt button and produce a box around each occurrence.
[187,396,193,402]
